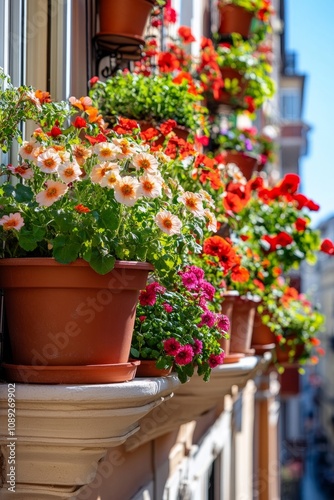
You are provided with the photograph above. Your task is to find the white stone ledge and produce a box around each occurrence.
[126,355,272,451]
[0,375,180,499]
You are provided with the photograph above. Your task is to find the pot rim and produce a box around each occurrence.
[0,257,154,271]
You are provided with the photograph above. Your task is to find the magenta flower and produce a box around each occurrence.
[139,315,147,322]
[201,281,215,301]
[185,265,205,280]
[163,337,181,356]
[198,296,208,310]
[208,353,225,368]
[193,339,203,355]
[139,289,156,306]
[180,271,200,290]
[163,302,173,313]
[175,345,194,365]
[198,310,216,328]
[216,314,230,332]
[147,282,166,295]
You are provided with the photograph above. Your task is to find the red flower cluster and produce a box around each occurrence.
[203,236,250,283]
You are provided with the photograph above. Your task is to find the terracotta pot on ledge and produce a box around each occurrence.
[251,309,276,355]
[97,0,156,45]
[0,258,153,384]
[223,151,258,180]
[135,359,173,377]
[229,295,260,356]
[218,3,254,39]
[220,291,245,364]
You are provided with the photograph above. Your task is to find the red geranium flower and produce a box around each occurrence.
[160,119,177,136]
[320,239,334,255]
[278,173,300,194]
[294,218,307,231]
[73,116,87,129]
[178,26,196,44]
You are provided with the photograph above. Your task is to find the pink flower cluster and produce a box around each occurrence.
[179,266,230,333]
[163,337,225,368]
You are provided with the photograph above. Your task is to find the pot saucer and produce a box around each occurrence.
[1,361,140,385]
[222,353,245,364]
[251,343,276,355]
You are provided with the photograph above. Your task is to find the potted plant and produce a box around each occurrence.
[253,282,325,368]
[216,0,274,40]
[0,75,216,383]
[131,265,230,382]
[0,68,42,152]
[198,35,275,111]
[89,71,209,139]
[211,122,260,179]
[96,0,162,42]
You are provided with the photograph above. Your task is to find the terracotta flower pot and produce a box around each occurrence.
[223,151,258,180]
[217,67,247,107]
[251,309,276,354]
[135,360,172,377]
[229,296,258,355]
[0,258,153,383]
[218,4,254,39]
[274,336,305,365]
[98,0,155,40]
[220,292,245,363]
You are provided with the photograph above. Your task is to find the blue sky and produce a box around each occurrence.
[286,0,334,227]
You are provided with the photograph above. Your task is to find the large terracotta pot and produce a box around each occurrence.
[223,151,258,180]
[98,0,155,39]
[0,258,153,383]
[229,296,258,354]
[218,4,254,39]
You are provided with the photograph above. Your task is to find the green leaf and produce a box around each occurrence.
[89,249,116,275]
[18,226,45,251]
[15,183,34,203]
[130,347,140,358]
[100,206,120,231]
[53,235,81,264]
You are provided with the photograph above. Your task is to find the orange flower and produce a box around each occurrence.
[74,204,91,213]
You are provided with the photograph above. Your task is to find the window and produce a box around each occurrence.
[280,89,301,120]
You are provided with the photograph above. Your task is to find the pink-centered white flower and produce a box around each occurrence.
[199,189,215,208]
[72,144,92,166]
[24,90,42,110]
[37,148,62,174]
[204,209,218,232]
[113,176,140,206]
[35,180,68,207]
[93,142,121,161]
[58,161,82,183]
[7,164,34,180]
[0,212,25,231]
[19,140,38,161]
[139,173,163,198]
[90,162,118,184]
[132,152,159,173]
[112,138,138,158]
[100,170,121,189]
[155,211,182,235]
[178,191,204,216]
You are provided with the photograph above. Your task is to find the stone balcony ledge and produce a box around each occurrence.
[0,375,180,499]
[126,354,272,451]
